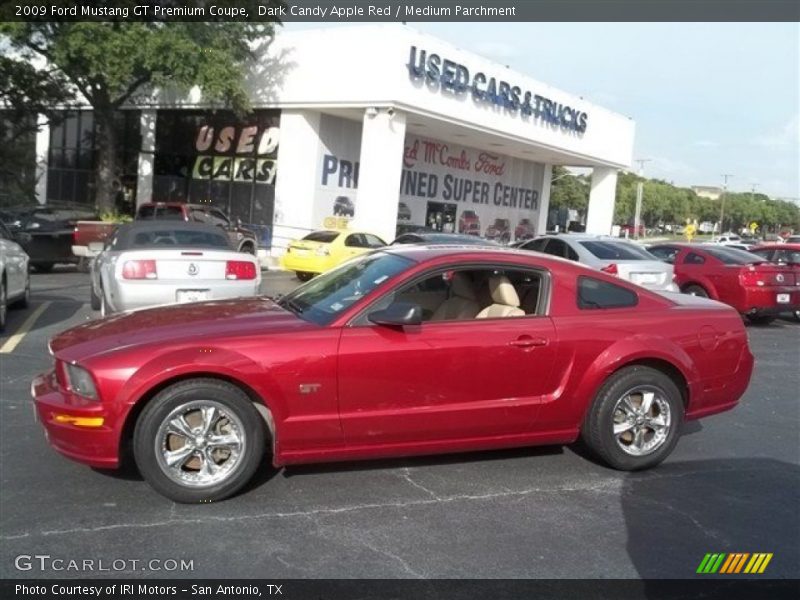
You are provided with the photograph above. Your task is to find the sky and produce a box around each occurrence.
[283,22,800,201]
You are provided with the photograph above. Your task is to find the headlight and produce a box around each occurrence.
[65,363,98,400]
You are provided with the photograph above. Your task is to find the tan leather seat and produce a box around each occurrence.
[430,272,481,321]
[476,275,525,318]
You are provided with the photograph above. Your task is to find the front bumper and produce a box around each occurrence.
[31,370,120,468]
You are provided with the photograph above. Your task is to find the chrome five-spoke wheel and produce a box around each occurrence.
[155,400,246,488]
[582,365,683,471]
[612,387,671,456]
[134,378,266,503]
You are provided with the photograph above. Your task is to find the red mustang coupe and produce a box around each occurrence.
[33,246,754,502]
[648,243,800,324]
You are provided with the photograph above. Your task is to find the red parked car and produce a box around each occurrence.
[649,243,800,324]
[458,210,481,236]
[32,246,754,502]
[750,243,800,321]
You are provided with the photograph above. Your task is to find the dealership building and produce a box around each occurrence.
[25,25,635,259]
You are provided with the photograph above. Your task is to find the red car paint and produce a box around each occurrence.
[33,246,753,470]
[650,243,800,317]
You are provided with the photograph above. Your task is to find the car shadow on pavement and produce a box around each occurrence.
[281,444,564,477]
[623,457,800,585]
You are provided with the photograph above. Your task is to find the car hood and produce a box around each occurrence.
[50,297,310,361]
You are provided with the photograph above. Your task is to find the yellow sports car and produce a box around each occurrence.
[282,229,387,281]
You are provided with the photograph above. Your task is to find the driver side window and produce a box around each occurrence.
[357,267,546,325]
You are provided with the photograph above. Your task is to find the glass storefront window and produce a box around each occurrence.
[46,110,140,209]
[153,109,280,249]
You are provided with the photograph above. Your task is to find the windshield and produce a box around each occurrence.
[279,252,413,325]
[580,241,657,260]
[302,231,340,244]
[130,228,231,249]
[138,205,185,220]
[704,246,765,265]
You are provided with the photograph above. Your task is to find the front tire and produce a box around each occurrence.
[582,366,683,471]
[133,379,266,503]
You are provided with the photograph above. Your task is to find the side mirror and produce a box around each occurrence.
[236,217,243,228]
[368,302,422,328]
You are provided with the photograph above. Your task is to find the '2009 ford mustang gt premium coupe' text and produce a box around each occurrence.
[32,246,753,502]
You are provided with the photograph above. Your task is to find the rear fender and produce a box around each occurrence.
[568,335,699,424]
[683,278,717,300]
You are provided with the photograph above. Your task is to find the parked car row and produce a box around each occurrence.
[649,243,800,323]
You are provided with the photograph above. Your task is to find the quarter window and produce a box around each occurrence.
[684,252,706,265]
[577,276,638,310]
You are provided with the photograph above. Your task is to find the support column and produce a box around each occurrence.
[536,164,552,236]
[355,108,406,244]
[585,167,618,235]
[136,110,156,208]
[272,110,322,256]
[34,114,50,205]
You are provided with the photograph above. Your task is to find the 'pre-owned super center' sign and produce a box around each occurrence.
[407,46,588,133]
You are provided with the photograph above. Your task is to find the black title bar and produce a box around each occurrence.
[4,579,800,600]
[1,0,799,22]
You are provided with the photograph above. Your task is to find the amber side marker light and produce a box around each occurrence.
[52,414,105,428]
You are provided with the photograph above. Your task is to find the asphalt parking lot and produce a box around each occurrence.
[1,267,798,579]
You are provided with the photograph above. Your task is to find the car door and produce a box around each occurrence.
[0,222,27,298]
[336,264,558,446]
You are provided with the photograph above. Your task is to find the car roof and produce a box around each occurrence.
[397,232,498,244]
[537,233,626,243]
[382,243,588,267]
[112,221,232,250]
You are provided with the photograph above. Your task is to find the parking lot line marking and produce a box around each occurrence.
[0,301,52,354]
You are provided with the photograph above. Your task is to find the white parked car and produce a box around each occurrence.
[518,234,679,292]
[90,222,261,316]
[709,234,743,246]
[0,221,31,331]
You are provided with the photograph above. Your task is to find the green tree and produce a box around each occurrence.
[1,13,282,210]
[549,166,589,214]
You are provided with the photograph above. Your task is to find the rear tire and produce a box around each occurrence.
[90,282,101,311]
[11,274,30,309]
[582,366,683,471]
[0,277,7,332]
[746,315,775,325]
[32,262,54,273]
[296,271,313,282]
[100,288,109,317]
[682,284,708,298]
[133,378,266,503]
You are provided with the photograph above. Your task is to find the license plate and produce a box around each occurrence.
[176,290,208,303]
[777,293,790,304]
[634,273,659,284]
[293,248,310,256]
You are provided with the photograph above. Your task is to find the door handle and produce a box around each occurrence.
[509,336,548,348]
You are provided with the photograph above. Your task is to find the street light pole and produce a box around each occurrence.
[719,174,733,234]
[633,159,651,240]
